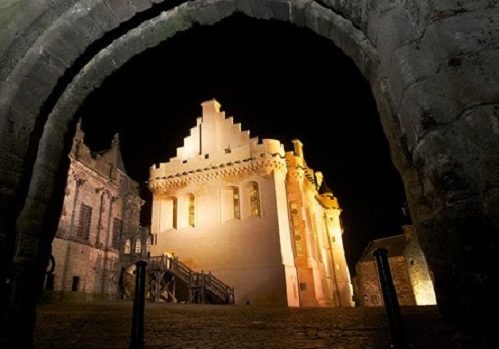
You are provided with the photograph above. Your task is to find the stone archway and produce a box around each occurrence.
[0,0,498,346]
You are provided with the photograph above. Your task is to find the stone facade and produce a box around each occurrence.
[354,225,437,307]
[149,100,353,306]
[46,124,145,298]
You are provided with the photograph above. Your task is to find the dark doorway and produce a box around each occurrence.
[71,276,80,292]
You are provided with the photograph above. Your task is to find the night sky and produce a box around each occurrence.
[78,14,407,273]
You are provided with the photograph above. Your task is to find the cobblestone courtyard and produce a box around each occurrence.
[35,301,452,348]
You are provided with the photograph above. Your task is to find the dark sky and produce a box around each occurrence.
[78,14,407,273]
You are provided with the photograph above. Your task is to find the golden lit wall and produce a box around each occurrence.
[149,100,353,307]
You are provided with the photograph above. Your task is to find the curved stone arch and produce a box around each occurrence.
[2,0,498,346]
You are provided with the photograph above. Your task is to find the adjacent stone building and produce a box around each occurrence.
[46,123,145,298]
[148,99,353,307]
[354,225,437,307]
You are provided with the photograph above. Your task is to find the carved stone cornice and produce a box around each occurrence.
[69,158,120,194]
[149,157,287,194]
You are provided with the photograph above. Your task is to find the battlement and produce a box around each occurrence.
[149,138,285,181]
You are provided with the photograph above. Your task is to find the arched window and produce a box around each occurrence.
[135,239,141,254]
[221,186,240,222]
[146,236,151,253]
[244,181,260,217]
[124,239,131,254]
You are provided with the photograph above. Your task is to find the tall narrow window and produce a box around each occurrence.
[112,218,122,249]
[135,239,142,254]
[159,197,177,230]
[188,193,195,227]
[124,239,131,254]
[233,188,240,219]
[290,201,304,256]
[76,204,92,240]
[245,182,260,217]
[172,198,178,229]
[221,187,240,222]
[146,236,151,253]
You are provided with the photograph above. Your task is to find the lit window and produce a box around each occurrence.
[244,182,260,217]
[221,187,240,222]
[233,188,240,219]
[188,193,195,227]
[124,239,131,254]
[135,239,142,254]
[172,197,178,229]
[250,185,260,216]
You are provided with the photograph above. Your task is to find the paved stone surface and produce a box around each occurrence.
[35,301,452,348]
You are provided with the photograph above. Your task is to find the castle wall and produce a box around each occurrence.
[149,100,353,307]
[151,173,290,305]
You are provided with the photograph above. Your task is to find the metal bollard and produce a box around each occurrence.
[130,260,148,349]
[372,248,409,349]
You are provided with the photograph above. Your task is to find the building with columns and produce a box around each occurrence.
[148,99,353,306]
[47,124,145,298]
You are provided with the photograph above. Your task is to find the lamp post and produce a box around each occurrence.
[129,260,147,349]
[372,248,408,349]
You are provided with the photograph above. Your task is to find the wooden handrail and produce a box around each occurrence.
[147,255,235,304]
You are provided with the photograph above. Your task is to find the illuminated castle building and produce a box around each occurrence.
[46,124,145,297]
[148,99,353,306]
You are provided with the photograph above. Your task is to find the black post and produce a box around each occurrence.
[372,248,408,349]
[130,260,147,349]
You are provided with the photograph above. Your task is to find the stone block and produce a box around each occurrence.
[387,45,439,111]
[305,1,332,38]
[289,0,313,27]
[102,0,136,22]
[374,7,422,75]
[42,27,84,68]
[267,0,291,22]
[443,49,499,109]
[129,0,153,13]
[188,0,227,26]
[398,74,459,152]
[423,8,499,60]
[81,0,122,32]
[316,0,365,30]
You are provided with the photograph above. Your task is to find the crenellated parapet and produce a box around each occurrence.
[149,155,287,195]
